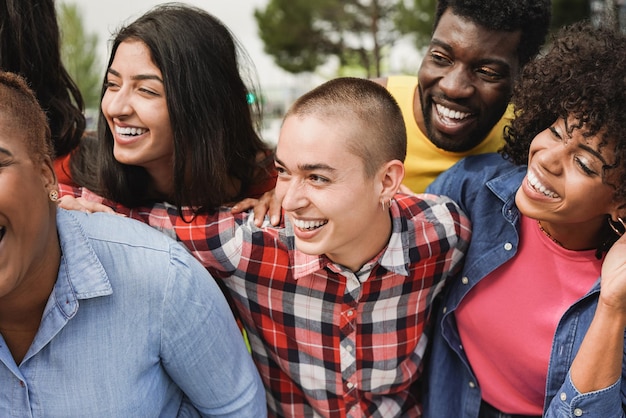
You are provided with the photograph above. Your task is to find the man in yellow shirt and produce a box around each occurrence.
[376,0,551,192]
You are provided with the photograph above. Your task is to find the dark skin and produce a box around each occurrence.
[0,147,59,365]
[416,9,520,152]
[375,8,521,154]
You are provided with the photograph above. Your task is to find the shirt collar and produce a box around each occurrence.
[289,200,410,280]
[54,209,113,317]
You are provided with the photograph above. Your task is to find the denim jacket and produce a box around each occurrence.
[424,153,626,418]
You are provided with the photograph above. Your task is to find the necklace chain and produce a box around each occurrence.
[537,220,563,247]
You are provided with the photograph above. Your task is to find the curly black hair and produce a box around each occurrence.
[502,21,626,254]
[434,0,551,69]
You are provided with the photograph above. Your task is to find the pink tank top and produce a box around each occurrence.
[455,215,601,415]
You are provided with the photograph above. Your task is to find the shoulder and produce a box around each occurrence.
[63,209,175,250]
[395,193,468,228]
[370,77,387,87]
[384,75,417,90]
[428,153,513,193]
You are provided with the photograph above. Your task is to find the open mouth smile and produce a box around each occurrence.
[292,219,328,231]
[435,104,471,121]
[115,126,148,137]
[527,171,560,198]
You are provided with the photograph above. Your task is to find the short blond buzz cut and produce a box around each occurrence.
[284,77,407,177]
[0,71,52,164]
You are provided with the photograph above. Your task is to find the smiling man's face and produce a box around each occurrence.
[417,8,521,152]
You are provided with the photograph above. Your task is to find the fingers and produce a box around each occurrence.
[57,195,116,214]
[231,190,283,227]
[231,198,259,213]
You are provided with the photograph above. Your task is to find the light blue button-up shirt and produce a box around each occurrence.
[424,153,626,418]
[0,209,266,417]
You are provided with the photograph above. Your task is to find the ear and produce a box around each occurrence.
[378,159,405,202]
[41,156,58,195]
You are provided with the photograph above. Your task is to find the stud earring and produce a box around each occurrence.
[49,189,59,202]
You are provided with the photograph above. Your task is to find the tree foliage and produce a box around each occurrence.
[255,0,620,77]
[394,0,437,49]
[58,2,101,109]
[255,0,409,77]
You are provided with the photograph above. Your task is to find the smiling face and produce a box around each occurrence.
[101,40,175,195]
[0,115,58,303]
[417,9,521,152]
[516,118,622,250]
[275,114,399,272]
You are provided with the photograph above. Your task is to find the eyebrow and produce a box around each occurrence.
[0,146,12,157]
[107,68,164,83]
[274,156,336,173]
[579,143,609,165]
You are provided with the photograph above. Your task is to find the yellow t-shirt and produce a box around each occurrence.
[387,75,512,193]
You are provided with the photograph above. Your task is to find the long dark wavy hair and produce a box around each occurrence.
[0,0,85,158]
[84,3,270,215]
[501,21,626,255]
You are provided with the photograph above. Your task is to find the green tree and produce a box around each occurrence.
[394,0,437,50]
[58,2,101,110]
[255,0,406,77]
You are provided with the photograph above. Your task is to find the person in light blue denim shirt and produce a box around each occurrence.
[423,23,626,418]
[0,71,265,417]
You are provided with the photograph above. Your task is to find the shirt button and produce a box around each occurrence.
[574,408,583,416]
[346,345,353,353]
[560,392,567,401]
[442,306,447,314]
[347,382,355,389]
[461,277,469,285]
[468,381,476,388]
[504,242,513,251]
[347,310,354,316]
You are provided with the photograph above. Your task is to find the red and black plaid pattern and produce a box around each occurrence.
[59,186,470,417]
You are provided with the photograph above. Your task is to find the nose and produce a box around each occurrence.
[102,86,132,119]
[279,178,307,212]
[536,138,566,175]
[438,65,475,99]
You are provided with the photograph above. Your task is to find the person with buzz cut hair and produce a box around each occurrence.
[59,77,472,417]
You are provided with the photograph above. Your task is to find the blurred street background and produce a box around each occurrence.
[59,0,626,146]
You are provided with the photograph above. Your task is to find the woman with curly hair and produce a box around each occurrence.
[423,22,626,418]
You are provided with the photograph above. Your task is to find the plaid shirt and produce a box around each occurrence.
[59,186,470,417]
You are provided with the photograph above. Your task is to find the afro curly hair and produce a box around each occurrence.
[434,0,551,69]
[502,21,626,254]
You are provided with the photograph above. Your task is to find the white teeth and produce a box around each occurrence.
[435,104,470,120]
[293,219,328,230]
[115,126,147,136]
[527,171,560,198]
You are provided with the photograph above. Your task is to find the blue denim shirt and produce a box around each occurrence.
[424,153,626,418]
[0,209,266,417]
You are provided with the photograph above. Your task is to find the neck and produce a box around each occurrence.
[537,218,605,251]
[330,209,393,273]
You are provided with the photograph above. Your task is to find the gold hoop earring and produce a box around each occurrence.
[608,217,626,237]
[49,189,59,202]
